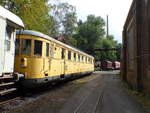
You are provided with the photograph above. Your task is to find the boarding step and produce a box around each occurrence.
[0,82,15,87]
[0,88,17,96]
[0,75,14,80]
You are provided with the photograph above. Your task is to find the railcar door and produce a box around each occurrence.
[61,48,65,75]
[44,42,50,74]
[3,24,15,73]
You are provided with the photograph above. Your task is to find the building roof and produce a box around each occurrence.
[0,6,24,28]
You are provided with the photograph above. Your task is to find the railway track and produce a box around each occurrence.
[0,97,21,105]
[92,91,104,113]
[73,90,104,113]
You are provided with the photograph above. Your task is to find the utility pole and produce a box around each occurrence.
[106,15,109,37]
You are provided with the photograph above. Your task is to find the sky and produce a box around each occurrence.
[62,0,133,43]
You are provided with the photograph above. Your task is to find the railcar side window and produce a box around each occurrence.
[21,39,31,55]
[78,55,80,62]
[15,39,20,55]
[34,40,42,56]
[61,48,65,59]
[5,40,11,51]
[74,53,76,61]
[68,51,71,60]
[82,56,84,62]
[6,25,14,51]
[46,43,49,57]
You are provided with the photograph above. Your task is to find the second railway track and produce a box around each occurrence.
[73,90,104,113]
[0,97,21,105]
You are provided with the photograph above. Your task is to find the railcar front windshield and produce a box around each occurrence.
[21,39,31,55]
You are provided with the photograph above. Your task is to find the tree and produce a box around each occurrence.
[75,15,105,53]
[1,0,78,46]
[0,0,54,36]
[63,12,77,38]
[50,1,77,37]
[101,38,117,61]
[116,43,122,61]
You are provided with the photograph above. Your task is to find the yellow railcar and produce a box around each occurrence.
[14,30,94,88]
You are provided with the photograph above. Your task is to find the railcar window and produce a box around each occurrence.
[82,56,84,62]
[15,39,20,55]
[74,53,76,61]
[46,43,49,57]
[5,40,11,51]
[34,40,42,56]
[6,25,14,51]
[61,48,65,59]
[78,55,80,61]
[68,51,71,60]
[21,39,31,55]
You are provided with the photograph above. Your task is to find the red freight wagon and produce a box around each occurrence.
[101,61,113,70]
[112,61,120,70]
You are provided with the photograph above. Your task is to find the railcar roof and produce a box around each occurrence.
[104,61,112,63]
[16,30,94,59]
[0,6,24,28]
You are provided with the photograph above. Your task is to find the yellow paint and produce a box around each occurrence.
[14,34,94,79]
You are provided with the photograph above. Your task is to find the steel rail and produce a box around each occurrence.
[73,89,104,113]
[92,91,104,113]
[0,97,21,105]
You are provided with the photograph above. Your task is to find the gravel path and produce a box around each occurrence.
[60,71,147,113]
[2,71,148,113]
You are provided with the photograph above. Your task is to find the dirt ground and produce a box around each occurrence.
[1,73,97,113]
[60,71,148,113]
[1,71,149,113]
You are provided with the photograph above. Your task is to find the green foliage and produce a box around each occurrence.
[76,15,105,52]
[116,43,122,61]
[0,1,121,62]
[49,0,78,46]
[94,37,118,61]
[0,0,54,36]
[74,15,120,61]
[14,0,53,36]
[63,12,77,38]
[0,1,3,5]
[66,36,77,47]
[50,1,77,38]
